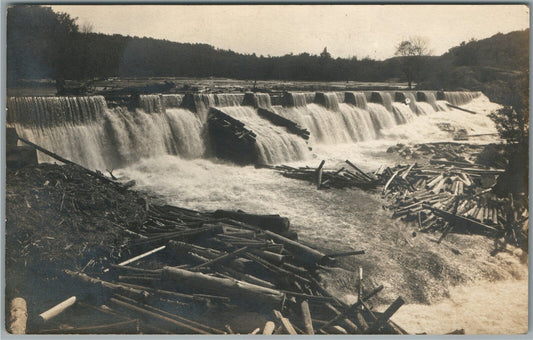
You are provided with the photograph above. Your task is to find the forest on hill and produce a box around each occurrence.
[7,6,529,104]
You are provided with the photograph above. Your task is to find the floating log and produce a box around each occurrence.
[446,103,477,114]
[162,266,284,307]
[38,296,77,323]
[8,297,27,334]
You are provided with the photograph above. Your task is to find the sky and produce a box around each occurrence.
[51,4,530,60]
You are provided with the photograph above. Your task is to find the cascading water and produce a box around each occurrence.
[217,106,310,164]
[415,101,438,115]
[8,96,205,170]
[139,94,165,114]
[7,96,107,127]
[315,92,340,111]
[254,93,272,109]
[418,91,439,111]
[345,91,368,110]
[443,91,481,106]
[366,102,397,131]
[283,92,308,107]
[215,93,244,107]
[392,102,416,125]
[161,94,184,108]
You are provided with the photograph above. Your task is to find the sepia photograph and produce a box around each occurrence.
[3,2,530,336]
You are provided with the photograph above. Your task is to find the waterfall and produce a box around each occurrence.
[367,103,396,131]
[139,94,165,113]
[392,102,416,125]
[283,92,309,107]
[215,93,244,107]
[345,91,368,110]
[315,92,340,111]
[218,106,309,164]
[418,91,439,111]
[443,91,481,106]
[7,96,107,127]
[338,103,377,141]
[415,102,437,115]
[9,96,205,170]
[370,92,393,112]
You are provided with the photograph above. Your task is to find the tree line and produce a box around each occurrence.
[7,5,529,98]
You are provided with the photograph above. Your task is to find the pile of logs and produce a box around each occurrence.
[207,108,257,164]
[381,160,528,245]
[264,160,381,190]
[24,206,407,335]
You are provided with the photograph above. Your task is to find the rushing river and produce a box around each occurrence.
[8,92,527,334]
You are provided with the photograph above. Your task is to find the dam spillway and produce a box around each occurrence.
[7,90,483,169]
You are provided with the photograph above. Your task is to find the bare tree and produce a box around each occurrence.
[80,21,94,34]
[395,36,431,89]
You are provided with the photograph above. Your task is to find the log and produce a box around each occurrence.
[300,300,314,334]
[262,321,276,335]
[423,204,499,235]
[367,297,405,333]
[273,310,298,335]
[115,294,225,334]
[118,245,166,267]
[108,298,210,334]
[382,170,400,194]
[38,319,140,334]
[345,160,374,181]
[325,302,359,333]
[318,285,384,332]
[316,160,325,189]
[213,210,290,233]
[162,266,284,307]
[64,270,150,299]
[8,297,27,334]
[190,246,249,270]
[446,103,477,114]
[38,296,77,323]
[263,230,329,265]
